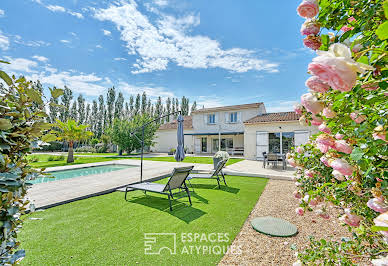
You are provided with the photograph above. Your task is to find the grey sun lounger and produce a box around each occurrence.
[124,166,194,211]
[187,159,228,189]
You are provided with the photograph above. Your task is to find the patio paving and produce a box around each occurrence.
[27,159,213,209]
[224,159,295,180]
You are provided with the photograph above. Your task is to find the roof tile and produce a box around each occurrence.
[244,112,300,124]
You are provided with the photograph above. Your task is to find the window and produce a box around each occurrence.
[208,114,216,124]
[229,112,238,123]
[212,138,233,152]
[268,132,295,154]
[201,137,207,152]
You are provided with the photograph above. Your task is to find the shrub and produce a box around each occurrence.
[0,70,63,263]
[35,141,63,152]
[213,151,230,161]
[75,146,96,153]
[28,156,39,163]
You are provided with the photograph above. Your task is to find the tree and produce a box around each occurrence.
[147,99,152,116]
[166,97,171,122]
[111,114,158,154]
[48,94,59,123]
[97,95,105,137]
[69,100,77,121]
[125,102,129,118]
[77,94,85,124]
[141,92,147,114]
[129,95,134,116]
[114,92,124,120]
[53,119,93,163]
[0,69,63,264]
[191,101,197,113]
[106,87,116,127]
[134,93,141,115]
[155,96,163,122]
[85,103,91,127]
[91,100,98,134]
[172,98,176,116]
[59,86,73,122]
[181,96,189,115]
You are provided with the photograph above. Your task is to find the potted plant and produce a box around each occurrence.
[213,151,229,169]
[168,148,176,155]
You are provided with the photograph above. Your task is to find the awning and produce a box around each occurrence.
[184,132,244,136]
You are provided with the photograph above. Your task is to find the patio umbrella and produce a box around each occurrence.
[174,115,185,162]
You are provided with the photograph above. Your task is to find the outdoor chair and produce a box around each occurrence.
[124,166,194,211]
[187,159,228,190]
[266,153,278,168]
[262,152,267,168]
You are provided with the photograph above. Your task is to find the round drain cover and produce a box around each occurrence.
[251,216,298,237]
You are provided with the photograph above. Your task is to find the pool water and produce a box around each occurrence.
[31,164,136,184]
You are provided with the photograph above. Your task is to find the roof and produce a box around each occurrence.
[158,116,193,130]
[244,112,300,124]
[191,102,264,114]
[184,132,244,136]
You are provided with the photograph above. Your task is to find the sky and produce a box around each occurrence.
[0,0,315,112]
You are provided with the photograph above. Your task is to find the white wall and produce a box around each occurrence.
[244,122,318,160]
[192,107,265,134]
[153,129,194,153]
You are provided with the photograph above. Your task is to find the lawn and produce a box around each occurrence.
[19,176,267,265]
[28,154,243,168]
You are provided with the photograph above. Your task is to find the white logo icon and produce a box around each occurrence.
[144,233,177,255]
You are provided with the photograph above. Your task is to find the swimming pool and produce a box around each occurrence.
[31,164,136,184]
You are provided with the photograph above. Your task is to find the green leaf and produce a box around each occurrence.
[41,134,57,142]
[25,88,43,104]
[376,21,388,40]
[0,118,12,130]
[350,147,364,161]
[0,60,10,64]
[384,0,388,19]
[357,56,369,65]
[0,70,12,86]
[51,88,64,98]
[371,226,388,232]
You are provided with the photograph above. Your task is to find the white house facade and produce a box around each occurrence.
[152,102,316,160]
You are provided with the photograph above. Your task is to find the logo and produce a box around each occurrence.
[144,233,177,255]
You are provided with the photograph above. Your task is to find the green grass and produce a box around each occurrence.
[19,176,267,265]
[28,154,243,168]
[73,152,120,156]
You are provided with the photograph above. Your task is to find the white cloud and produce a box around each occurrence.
[195,96,225,109]
[70,32,77,37]
[0,9,4,17]
[32,55,49,62]
[0,31,9,50]
[96,44,102,48]
[13,35,50,47]
[2,57,39,73]
[60,39,71,44]
[94,1,278,74]
[114,57,127,61]
[68,11,84,19]
[46,5,66,12]
[118,81,175,100]
[102,29,111,36]
[265,100,297,113]
[154,0,168,7]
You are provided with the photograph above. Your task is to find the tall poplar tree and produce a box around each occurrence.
[59,86,73,122]
[106,87,116,127]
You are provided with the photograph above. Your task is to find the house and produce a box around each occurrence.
[153,102,316,160]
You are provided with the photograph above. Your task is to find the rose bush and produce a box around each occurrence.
[291,0,388,264]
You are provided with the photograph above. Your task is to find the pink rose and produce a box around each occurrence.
[340,25,354,32]
[294,103,303,115]
[350,112,366,123]
[317,143,330,153]
[330,158,354,176]
[374,212,388,238]
[296,146,304,153]
[295,207,305,216]
[332,170,345,181]
[303,35,322,50]
[304,169,315,178]
[293,191,302,199]
[318,123,331,134]
[335,133,344,140]
[333,140,353,154]
[322,106,336,118]
[373,132,387,143]
[305,76,330,93]
[301,93,324,114]
[320,156,330,167]
[348,17,356,23]
[288,158,297,167]
[340,209,362,227]
[367,198,388,213]
[297,0,319,18]
[362,83,379,91]
[316,134,335,147]
[308,57,357,92]
[300,19,320,35]
[299,115,308,126]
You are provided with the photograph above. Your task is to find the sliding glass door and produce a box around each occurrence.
[268,132,295,154]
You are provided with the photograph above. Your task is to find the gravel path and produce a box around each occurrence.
[219,179,350,265]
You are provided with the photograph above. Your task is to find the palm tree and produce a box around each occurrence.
[54,119,93,163]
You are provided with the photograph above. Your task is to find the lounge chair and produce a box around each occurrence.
[187,159,228,189]
[124,166,194,211]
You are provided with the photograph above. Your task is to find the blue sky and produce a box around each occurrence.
[0,0,314,112]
